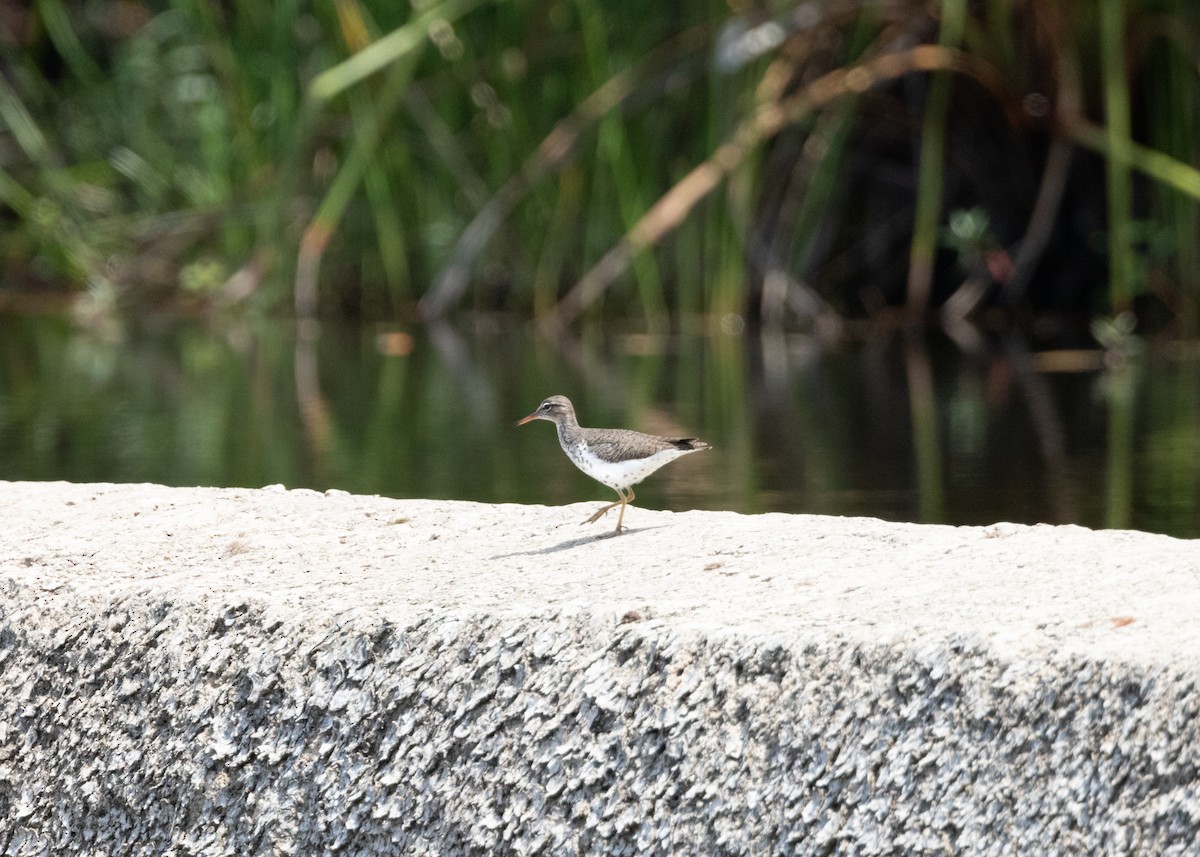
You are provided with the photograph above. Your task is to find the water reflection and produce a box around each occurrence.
[0,314,1197,538]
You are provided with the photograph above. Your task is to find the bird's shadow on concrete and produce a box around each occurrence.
[490,524,665,558]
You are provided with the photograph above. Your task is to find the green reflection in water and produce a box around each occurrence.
[1,315,1198,538]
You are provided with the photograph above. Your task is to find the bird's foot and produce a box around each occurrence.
[583,502,620,525]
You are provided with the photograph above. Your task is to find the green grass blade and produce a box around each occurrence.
[1068,122,1200,199]
[906,0,967,315]
[0,168,35,217]
[1100,0,1135,311]
[0,76,51,165]
[295,47,421,316]
[308,0,492,104]
[34,0,102,82]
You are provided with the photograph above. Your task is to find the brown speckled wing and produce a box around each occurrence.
[581,428,706,462]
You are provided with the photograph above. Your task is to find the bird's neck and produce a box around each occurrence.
[555,414,582,446]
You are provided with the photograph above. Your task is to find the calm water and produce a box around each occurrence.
[1,314,1197,538]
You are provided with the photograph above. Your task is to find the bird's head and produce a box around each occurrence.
[515,395,574,426]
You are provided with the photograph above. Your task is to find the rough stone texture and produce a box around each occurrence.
[0,481,1198,855]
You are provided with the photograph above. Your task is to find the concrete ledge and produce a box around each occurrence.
[1,481,1198,854]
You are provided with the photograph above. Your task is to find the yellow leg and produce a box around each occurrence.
[584,490,624,525]
[612,488,636,533]
[583,487,635,531]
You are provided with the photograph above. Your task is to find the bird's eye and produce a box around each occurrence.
[541,403,551,410]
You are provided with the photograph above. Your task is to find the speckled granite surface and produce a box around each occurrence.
[1,482,1198,855]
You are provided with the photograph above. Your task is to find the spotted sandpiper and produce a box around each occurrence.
[515,395,710,533]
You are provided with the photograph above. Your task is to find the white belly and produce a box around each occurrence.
[567,442,691,491]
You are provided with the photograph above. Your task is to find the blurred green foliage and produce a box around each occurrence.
[2,0,1200,326]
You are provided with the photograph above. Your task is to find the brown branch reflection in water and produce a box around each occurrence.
[295,320,333,484]
[426,320,499,430]
[904,333,944,523]
[1003,334,1076,526]
[1103,362,1136,530]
